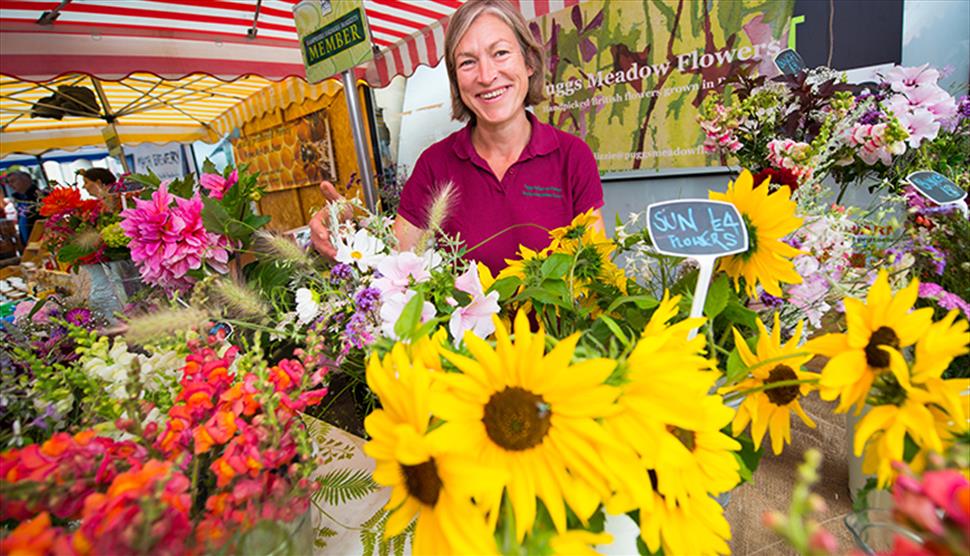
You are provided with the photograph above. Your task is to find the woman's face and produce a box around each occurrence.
[454,13,533,129]
[83,176,106,199]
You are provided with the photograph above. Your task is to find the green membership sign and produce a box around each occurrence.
[294,0,374,83]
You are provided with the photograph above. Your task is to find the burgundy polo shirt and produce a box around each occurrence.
[397,111,604,273]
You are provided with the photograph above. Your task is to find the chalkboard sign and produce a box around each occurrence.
[647,200,749,258]
[774,48,806,76]
[907,171,967,205]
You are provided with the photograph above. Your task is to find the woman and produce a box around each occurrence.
[311,0,604,273]
[80,167,119,212]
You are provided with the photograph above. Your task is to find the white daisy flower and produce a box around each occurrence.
[334,228,384,271]
[295,288,322,324]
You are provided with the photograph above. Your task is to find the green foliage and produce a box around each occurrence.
[313,468,378,506]
[359,508,414,556]
[733,431,764,484]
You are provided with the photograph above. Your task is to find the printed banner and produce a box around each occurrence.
[530,0,794,172]
[231,110,337,192]
[129,143,185,181]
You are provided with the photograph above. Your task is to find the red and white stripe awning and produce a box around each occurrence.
[0,0,579,87]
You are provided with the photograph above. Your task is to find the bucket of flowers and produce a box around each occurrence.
[0,332,329,555]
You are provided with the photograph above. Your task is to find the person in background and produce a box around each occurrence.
[5,171,40,246]
[309,0,604,273]
[79,167,119,212]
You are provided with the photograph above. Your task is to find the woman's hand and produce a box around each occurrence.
[308,180,350,260]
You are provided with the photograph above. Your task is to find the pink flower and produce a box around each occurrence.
[895,107,941,148]
[448,265,500,343]
[884,64,941,93]
[120,183,230,290]
[372,251,432,296]
[200,170,237,200]
[379,289,436,339]
[920,470,970,529]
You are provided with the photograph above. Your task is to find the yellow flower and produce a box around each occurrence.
[911,310,970,382]
[721,314,817,455]
[548,529,613,556]
[363,345,504,555]
[708,169,803,297]
[638,489,732,555]
[496,244,547,282]
[432,311,626,540]
[548,209,628,294]
[807,270,934,413]
[603,293,739,508]
[853,347,947,487]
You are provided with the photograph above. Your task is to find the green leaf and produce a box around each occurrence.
[540,278,571,302]
[127,169,161,189]
[606,294,659,314]
[248,261,290,294]
[598,315,630,348]
[733,432,764,484]
[202,158,218,175]
[725,346,747,384]
[394,293,425,340]
[722,298,758,330]
[517,286,571,309]
[201,196,232,236]
[704,274,730,319]
[57,242,97,263]
[314,468,377,506]
[489,276,520,301]
[540,253,573,279]
[167,175,196,199]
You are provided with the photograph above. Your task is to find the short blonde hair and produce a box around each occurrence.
[443,0,546,122]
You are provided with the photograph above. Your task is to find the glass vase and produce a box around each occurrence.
[844,509,924,555]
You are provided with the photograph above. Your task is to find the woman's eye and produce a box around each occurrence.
[495,50,510,57]
[459,59,474,68]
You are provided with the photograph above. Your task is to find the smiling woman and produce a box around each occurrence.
[310,0,606,274]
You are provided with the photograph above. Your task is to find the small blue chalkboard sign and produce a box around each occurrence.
[646,200,749,258]
[774,48,806,76]
[907,171,967,205]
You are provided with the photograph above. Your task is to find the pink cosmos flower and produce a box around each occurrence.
[200,170,237,200]
[894,107,941,148]
[120,182,230,290]
[372,251,432,296]
[448,265,501,344]
[884,64,941,93]
[379,289,436,339]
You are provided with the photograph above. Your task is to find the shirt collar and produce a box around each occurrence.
[451,110,560,162]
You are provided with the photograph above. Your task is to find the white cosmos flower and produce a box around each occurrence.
[334,228,384,271]
[295,288,322,324]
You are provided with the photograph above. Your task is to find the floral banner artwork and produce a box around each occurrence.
[231,109,337,192]
[530,0,793,172]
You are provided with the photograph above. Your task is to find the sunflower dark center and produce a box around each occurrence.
[739,214,759,261]
[765,364,800,406]
[865,326,900,368]
[668,426,696,451]
[482,387,551,451]
[401,458,443,507]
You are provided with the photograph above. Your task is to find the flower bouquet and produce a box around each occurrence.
[0,335,329,555]
[38,186,129,269]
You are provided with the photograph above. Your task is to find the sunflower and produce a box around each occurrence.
[496,244,548,283]
[363,344,504,555]
[602,293,739,508]
[547,209,627,294]
[638,488,732,556]
[708,169,803,297]
[807,270,934,413]
[431,311,629,540]
[721,314,817,455]
[911,309,970,383]
[548,529,613,556]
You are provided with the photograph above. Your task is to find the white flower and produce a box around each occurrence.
[82,339,138,399]
[334,228,384,271]
[139,349,183,392]
[295,288,322,325]
[379,289,436,340]
[373,251,432,296]
[448,265,500,344]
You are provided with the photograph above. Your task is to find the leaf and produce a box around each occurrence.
[314,468,377,506]
[704,274,730,319]
[57,242,97,263]
[201,196,232,236]
[489,276,520,301]
[127,170,161,189]
[168,175,196,199]
[248,261,290,294]
[733,432,764,484]
[598,315,630,347]
[541,253,573,279]
[725,346,747,385]
[722,298,758,330]
[516,286,571,309]
[606,294,659,314]
[202,158,218,175]
[394,293,425,340]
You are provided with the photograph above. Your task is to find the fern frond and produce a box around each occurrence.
[313,468,377,506]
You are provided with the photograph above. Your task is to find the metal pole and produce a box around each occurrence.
[92,78,131,173]
[340,69,377,212]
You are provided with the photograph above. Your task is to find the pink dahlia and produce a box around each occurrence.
[200,170,237,200]
[120,183,229,290]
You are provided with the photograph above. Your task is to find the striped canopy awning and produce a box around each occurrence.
[0,0,579,155]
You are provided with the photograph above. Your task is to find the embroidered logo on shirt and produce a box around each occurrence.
[522,184,563,199]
